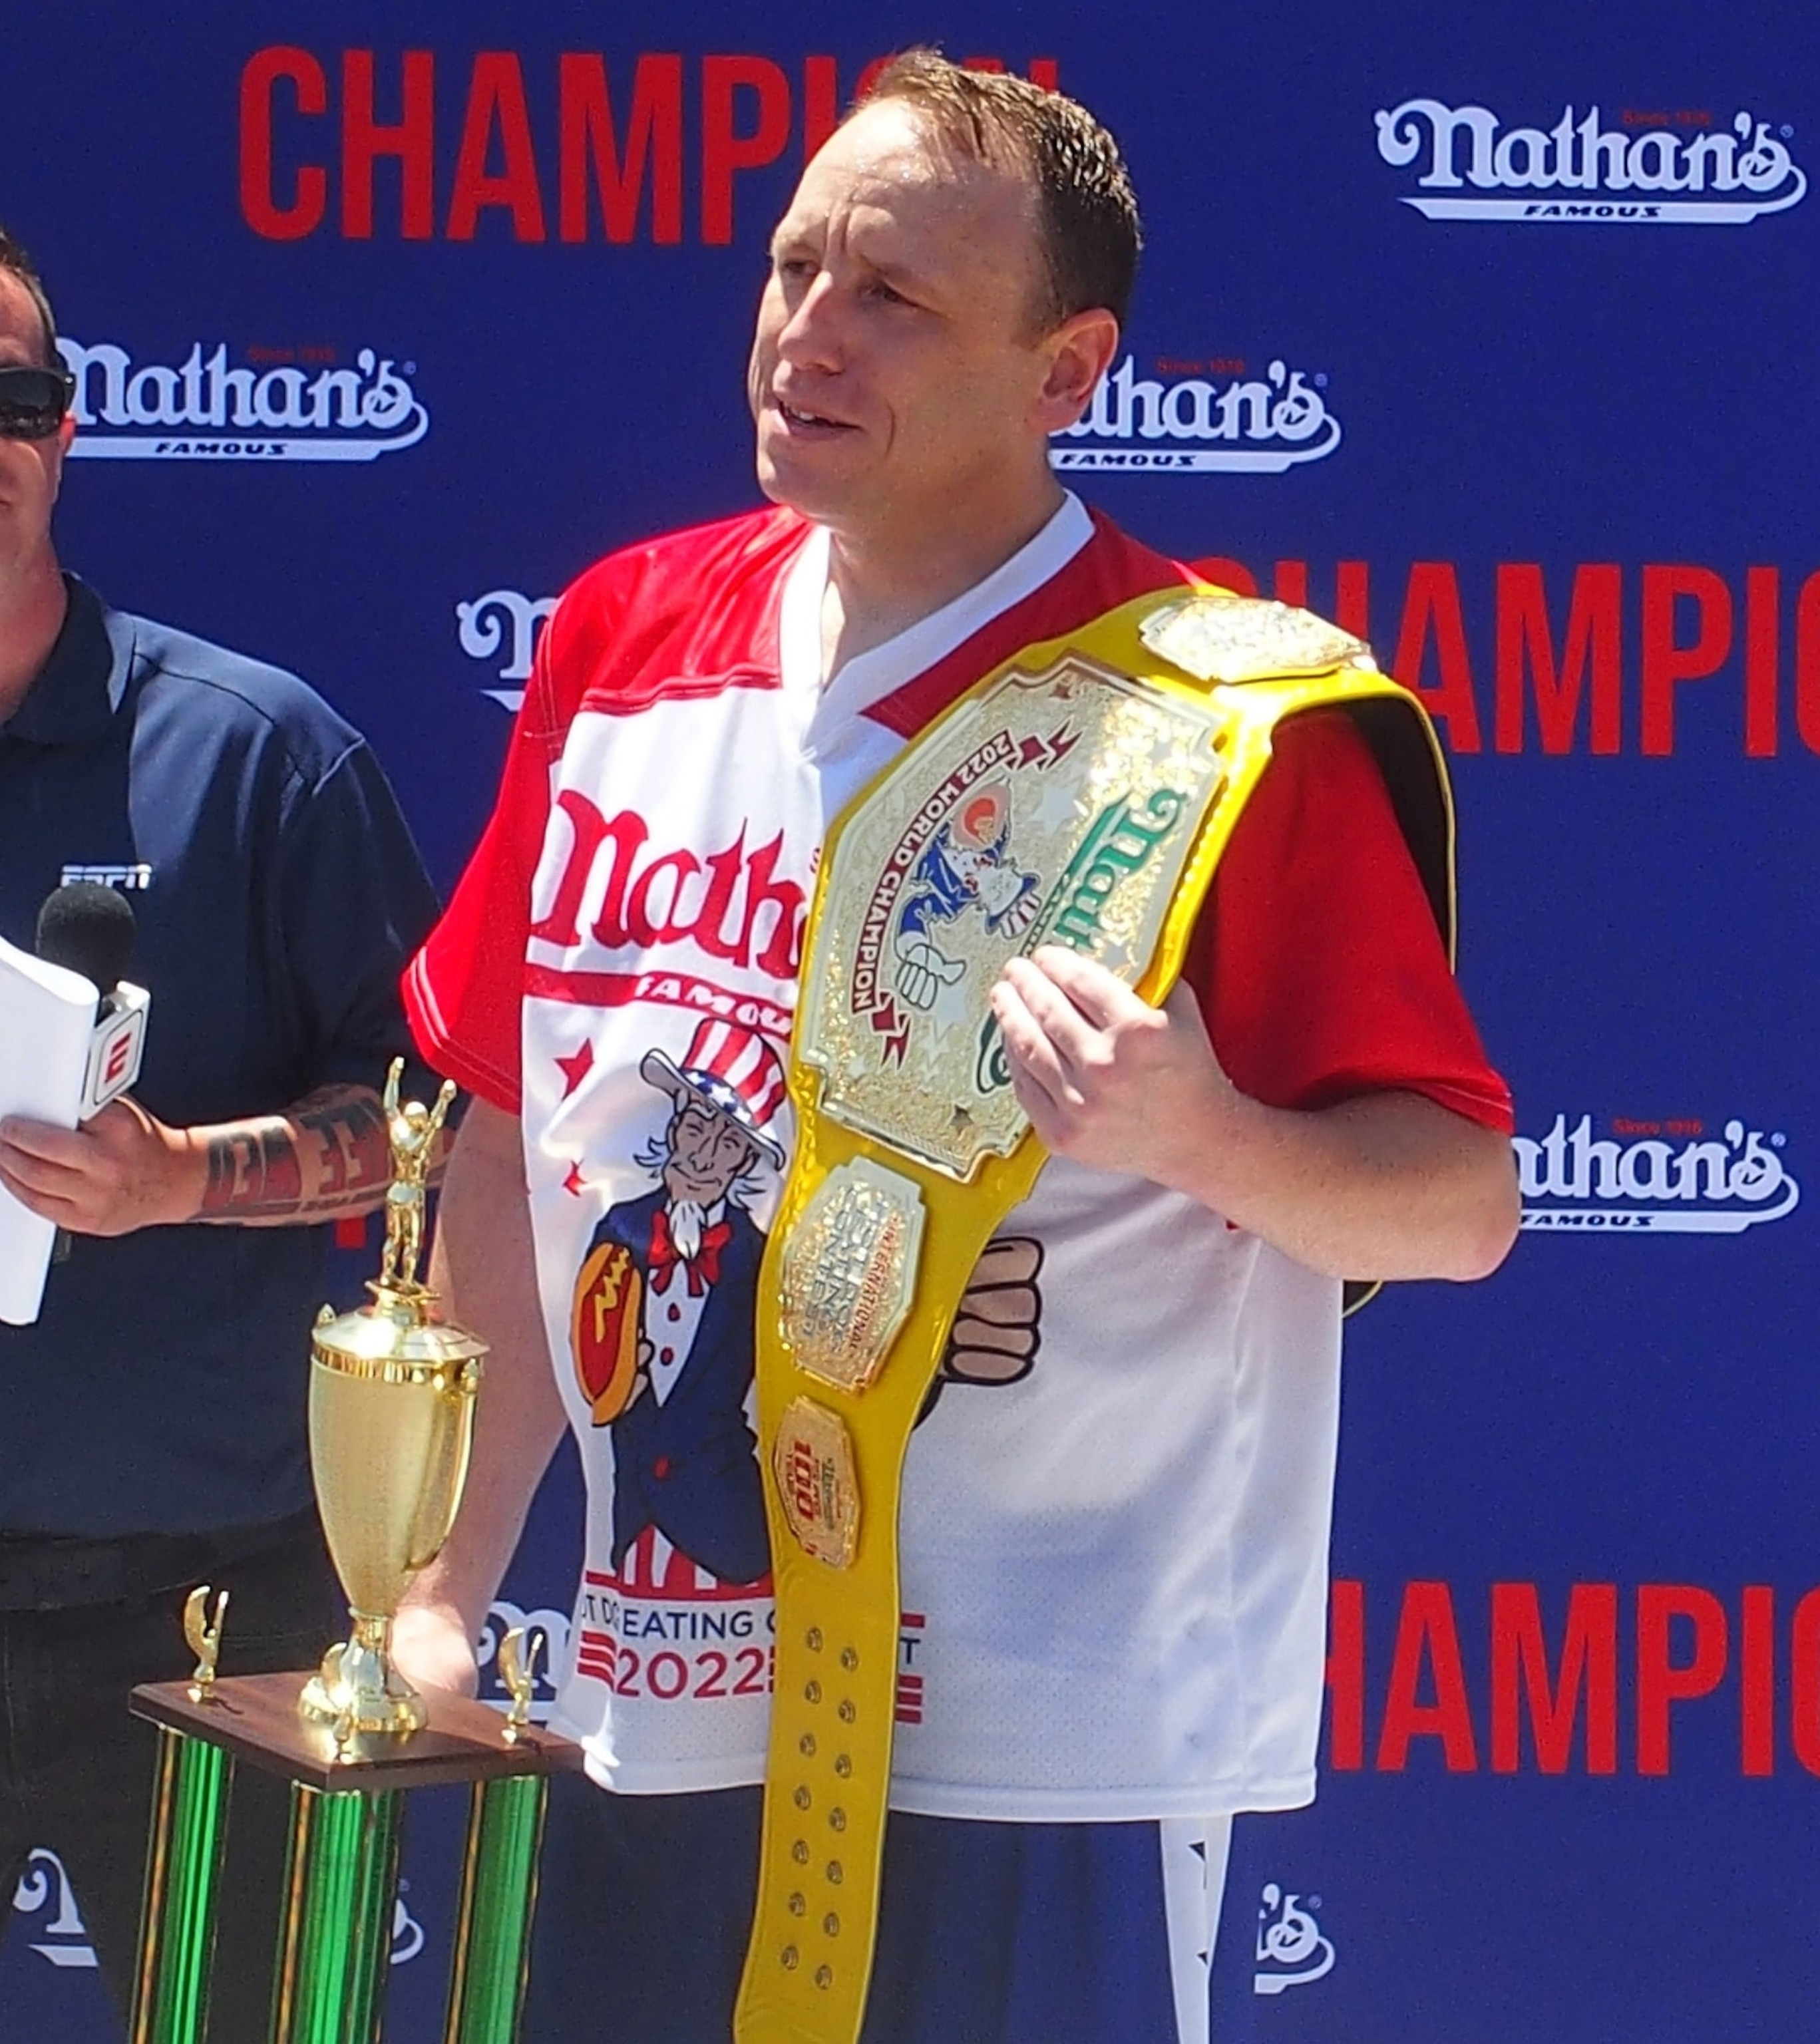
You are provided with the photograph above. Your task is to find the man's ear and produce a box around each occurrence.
[1032,309,1121,436]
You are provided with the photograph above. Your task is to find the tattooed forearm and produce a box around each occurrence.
[198,1084,396,1224]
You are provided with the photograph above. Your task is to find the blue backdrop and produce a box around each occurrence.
[1,1,1813,2037]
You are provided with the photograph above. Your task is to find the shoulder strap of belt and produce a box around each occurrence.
[734,588,1452,2044]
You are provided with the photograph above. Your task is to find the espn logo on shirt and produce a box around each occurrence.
[1514,1113,1799,1232]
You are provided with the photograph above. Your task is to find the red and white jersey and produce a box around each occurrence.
[408,494,1511,1818]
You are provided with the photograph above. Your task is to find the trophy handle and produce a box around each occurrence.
[401,1360,482,1575]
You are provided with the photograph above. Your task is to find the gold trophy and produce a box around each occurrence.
[298,1060,483,1737]
[130,1063,583,2044]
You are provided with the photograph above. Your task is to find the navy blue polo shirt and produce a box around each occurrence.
[0,578,440,1535]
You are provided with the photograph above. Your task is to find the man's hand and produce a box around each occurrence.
[990,945,1236,1187]
[0,1099,204,1236]
[391,1600,480,1699]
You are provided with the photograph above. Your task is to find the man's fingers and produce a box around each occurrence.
[0,1138,85,1200]
[989,981,1071,1109]
[1025,945,1151,1030]
[0,1160,74,1224]
[1161,977,1211,1040]
[0,1118,87,1169]
[998,957,1104,1078]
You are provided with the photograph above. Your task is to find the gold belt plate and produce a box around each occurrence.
[779,1160,926,1397]
[797,653,1230,1180]
[773,1399,862,1569]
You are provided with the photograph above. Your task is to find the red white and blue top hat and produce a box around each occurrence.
[638,1019,789,1168]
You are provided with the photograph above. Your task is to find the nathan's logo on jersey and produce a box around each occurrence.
[1053,355,1340,473]
[532,796,809,983]
[1254,1884,1336,1995]
[1515,1114,1799,1232]
[456,588,557,710]
[59,338,429,460]
[1375,100,1807,223]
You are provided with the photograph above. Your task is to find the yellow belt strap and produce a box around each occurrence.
[734,588,1449,2044]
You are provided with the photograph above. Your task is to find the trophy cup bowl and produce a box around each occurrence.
[299,1289,485,1735]
[299,1063,484,1738]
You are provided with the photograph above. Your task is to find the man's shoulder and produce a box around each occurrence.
[530,503,807,731]
[1063,506,1196,614]
[112,601,363,785]
[557,504,807,639]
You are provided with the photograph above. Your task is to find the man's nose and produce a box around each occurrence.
[776,271,844,373]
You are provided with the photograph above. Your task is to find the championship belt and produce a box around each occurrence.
[733,588,1453,2044]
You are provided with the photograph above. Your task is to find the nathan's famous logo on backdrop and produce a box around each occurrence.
[1514,1114,1797,1232]
[1375,98,1806,222]
[1254,1885,1336,1996]
[1051,355,1338,473]
[58,338,428,461]
[458,588,557,710]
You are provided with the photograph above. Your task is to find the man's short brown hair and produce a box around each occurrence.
[0,226,59,369]
[856,50,1141,336]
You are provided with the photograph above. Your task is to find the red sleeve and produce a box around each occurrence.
[403,625,572,1114]
[1185,709,1513,1132]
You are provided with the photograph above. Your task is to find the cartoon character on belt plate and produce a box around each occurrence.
[893,778,1041,1010]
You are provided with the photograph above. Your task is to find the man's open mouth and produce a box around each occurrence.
[776,400,853,430]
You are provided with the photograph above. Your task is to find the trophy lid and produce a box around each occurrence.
[312,1289,487,1385]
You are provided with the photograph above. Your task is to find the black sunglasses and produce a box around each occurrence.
[0,364,75,441]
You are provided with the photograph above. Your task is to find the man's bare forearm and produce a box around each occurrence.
[194,1083,396,1224]
[1174,1088,1520,1283]
[401,1095,568,1640]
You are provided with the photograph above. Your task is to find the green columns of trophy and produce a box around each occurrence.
[129,1064,582,2044]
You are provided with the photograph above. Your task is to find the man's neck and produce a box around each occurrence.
[818,479,1066,685]
[0,554,69,726]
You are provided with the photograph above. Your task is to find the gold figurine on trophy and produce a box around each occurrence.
[182,1584,228,1706]
[299,1059,485,1739]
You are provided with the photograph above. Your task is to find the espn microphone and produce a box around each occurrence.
[35,883,151,1119]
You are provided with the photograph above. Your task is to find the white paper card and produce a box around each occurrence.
[0,934,98,1325]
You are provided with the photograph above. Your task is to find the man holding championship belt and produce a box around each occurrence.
[398,50,1519,2044]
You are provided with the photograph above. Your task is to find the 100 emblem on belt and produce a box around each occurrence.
[735,591,1426,2044]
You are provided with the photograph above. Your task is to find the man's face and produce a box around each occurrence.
[0,273,69,590]
[663,1101,758,1205]
[747,98,1061,541]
